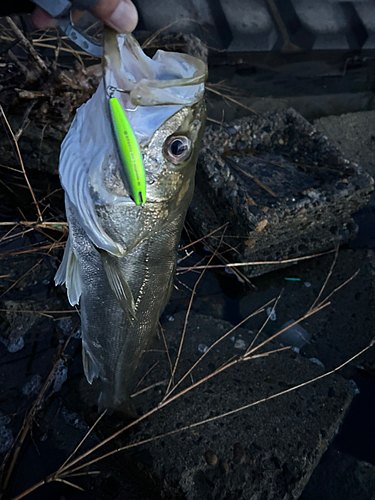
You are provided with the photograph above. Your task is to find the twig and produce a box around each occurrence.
[226,157,277,197]
[247,302,330,356]
[164,231,226,396]
[206,85,257,115]
[131,380,168,398]
[6,17,48,73]
[246,290,283,355]
[179,222,229,251]
[159,323,173,379]
[0,105,42,221]
[57,410,107,474]
[309,245,339,313]
[164,298,275,400]
[142,18,204,49]
[135,361,160,390]
[0,259,42,299]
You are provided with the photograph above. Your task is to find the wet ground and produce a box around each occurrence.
[0,23,375,500]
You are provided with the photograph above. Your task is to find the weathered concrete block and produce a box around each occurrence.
[129,312,355,500]
[188,108,373,277]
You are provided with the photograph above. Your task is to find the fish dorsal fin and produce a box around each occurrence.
[99,250,136,320]
[55,236,82,306]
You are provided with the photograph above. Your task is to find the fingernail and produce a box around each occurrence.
[107,1,138,33]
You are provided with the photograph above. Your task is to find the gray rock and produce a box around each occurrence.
[129,312,355,500]
[314,110,375,181]
[301,449,375,500]
[188,108,373,277]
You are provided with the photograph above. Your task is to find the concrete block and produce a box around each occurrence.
[292,0,350,49]
[354,2,375,49]
[128,312,355,500]
[188,109,373,278]
[219,0,278,51]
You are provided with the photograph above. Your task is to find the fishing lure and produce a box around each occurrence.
[108,96,146,206]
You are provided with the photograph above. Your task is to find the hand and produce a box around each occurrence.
[32,0,138,33]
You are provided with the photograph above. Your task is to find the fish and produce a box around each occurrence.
[55,29,207,414]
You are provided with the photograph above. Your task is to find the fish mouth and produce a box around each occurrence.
[103,30,207,144]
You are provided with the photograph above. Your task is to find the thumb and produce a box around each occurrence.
[91,0,138,33]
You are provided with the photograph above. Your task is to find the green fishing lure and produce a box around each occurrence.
[109,96,146,205]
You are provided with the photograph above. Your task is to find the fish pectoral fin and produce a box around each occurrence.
[100,250,136,320]
[55,235,82,306]
[82,347,101,384]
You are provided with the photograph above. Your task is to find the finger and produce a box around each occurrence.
[31,7,58,28]
[91,0,138,33]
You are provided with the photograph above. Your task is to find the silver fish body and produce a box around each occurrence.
[55,32,206,412]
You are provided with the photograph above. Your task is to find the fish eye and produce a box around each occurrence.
[163,136,192,165]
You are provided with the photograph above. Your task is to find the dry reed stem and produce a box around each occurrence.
[177,248,336,271]
[0,105,42,221]
[131,380,168,398]
[0,224,19,245]
[179,223,229,251]
[163,298,275,401]
[135,361,160,390]
[206,85,257,115]
[165,231,226,395]
[53,337,374,481]
[0,241,65,258]
[159,322,173,379]
[318,269,360,307]
[56,410,107,475]
[247,301,330,357]
[0,221,68,229]
[309,245,339,312]
[246,290,283,355]
[54,478,84,491]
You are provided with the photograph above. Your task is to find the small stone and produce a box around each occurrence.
[233,442,246,464]
[198,344,208,354]
[254,219,268,233]
[266,307,277,321]
[234,339,246,350]
[205,449,218,466]
[219,460,229,473]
